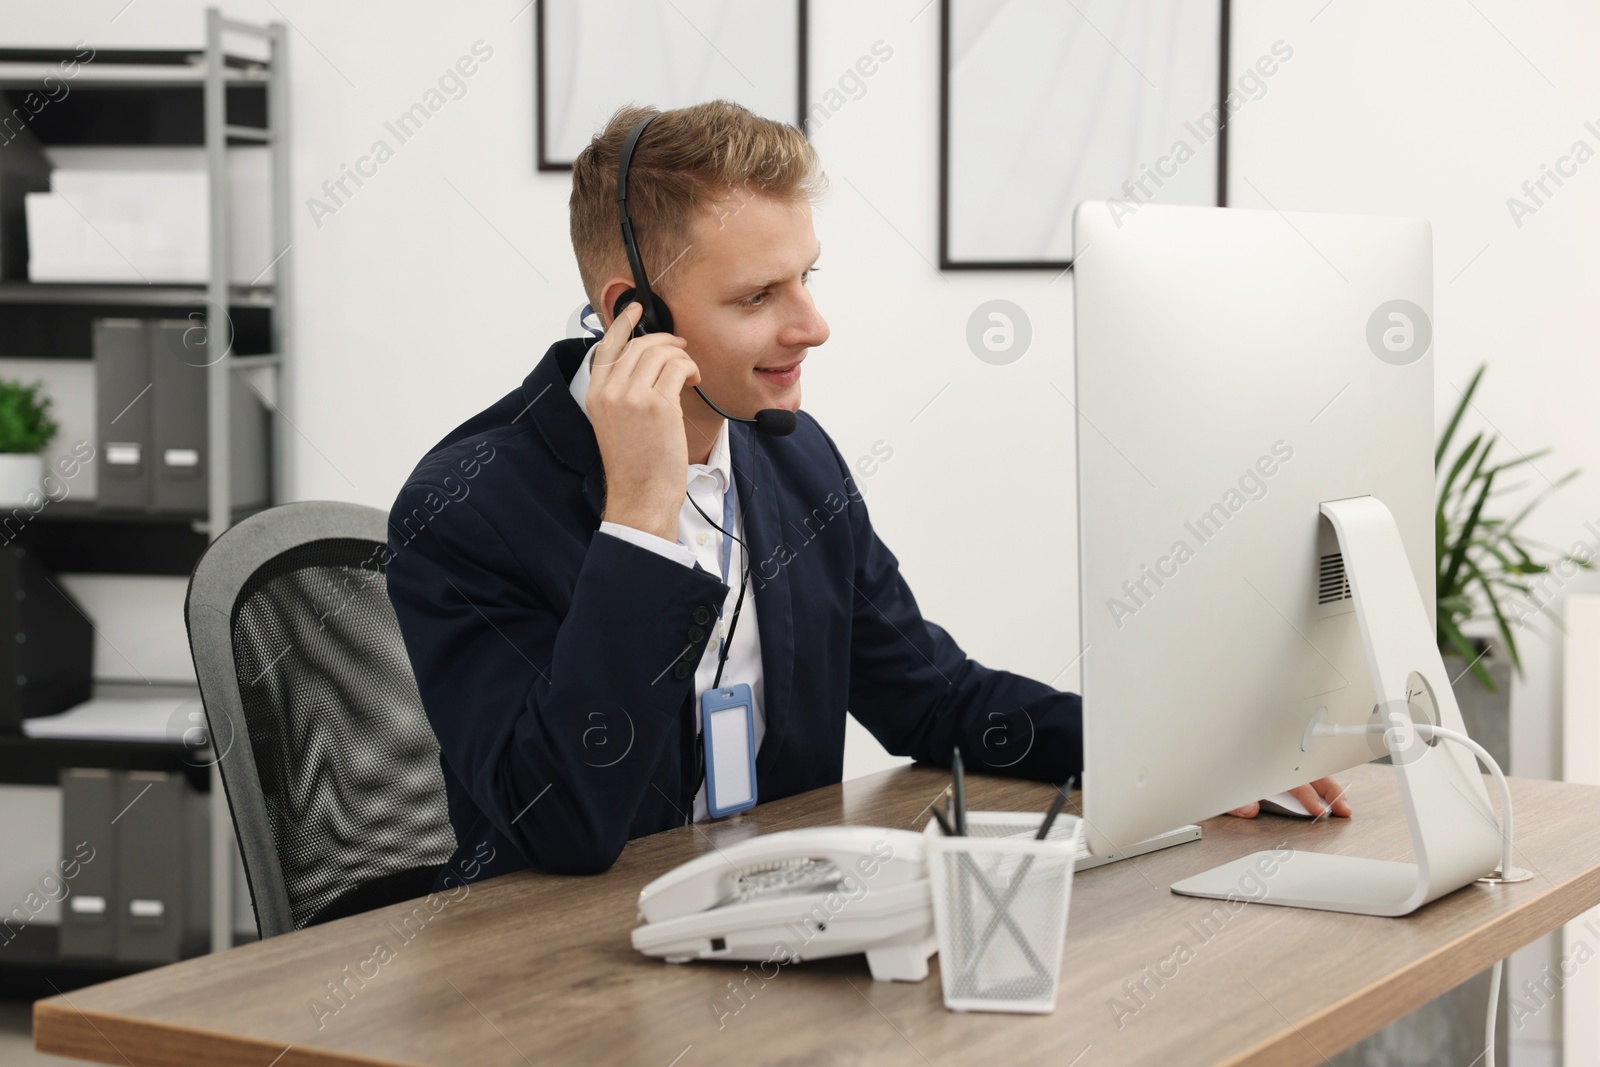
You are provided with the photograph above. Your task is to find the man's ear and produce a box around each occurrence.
[599,278,637,327]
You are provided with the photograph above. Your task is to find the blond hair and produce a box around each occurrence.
[569,100,827,316]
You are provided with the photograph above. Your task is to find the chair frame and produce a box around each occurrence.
[184,500,393,939]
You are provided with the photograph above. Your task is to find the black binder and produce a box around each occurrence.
[93,317,154,510]
[113,770,186,963]
[58,768,116,958]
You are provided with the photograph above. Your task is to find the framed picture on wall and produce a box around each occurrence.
[537,0,809,171]
[940,0,1231,269]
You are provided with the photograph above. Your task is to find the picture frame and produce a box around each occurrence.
[939,0,1231,270]
[536,0,809,172]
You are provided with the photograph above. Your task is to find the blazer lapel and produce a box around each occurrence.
[526,338,606,523]
[730,423,793,778]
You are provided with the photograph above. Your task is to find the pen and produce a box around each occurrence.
[931,804,954,836]
[951,747,967,836]
[1035,775,1077,840]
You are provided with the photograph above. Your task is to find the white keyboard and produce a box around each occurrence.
[995,822,1202,870]
[1075,824,1202,870]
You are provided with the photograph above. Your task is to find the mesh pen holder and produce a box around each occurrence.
[923,810,1081,1013]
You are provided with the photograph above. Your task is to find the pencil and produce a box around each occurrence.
[1035,775,1077,840]
[952,747,967,836]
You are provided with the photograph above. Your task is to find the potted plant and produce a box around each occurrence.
[0,378,59,506]
[1435,364,1591,762]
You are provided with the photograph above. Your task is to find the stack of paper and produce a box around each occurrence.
[22,696,198,743]
[25,146,273,285]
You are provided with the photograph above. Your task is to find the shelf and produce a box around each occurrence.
[0,84,267,145]
[0,299,272,360]
[0,282,274,307]
[0,47,270,90]
[9,502,267,576]
[0,732,211,790]
[0,48,266,69]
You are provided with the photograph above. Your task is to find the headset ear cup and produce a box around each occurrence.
[610,288,674,336]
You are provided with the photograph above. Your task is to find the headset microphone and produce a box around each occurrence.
[688,387,798,436]
[612,113,797,438]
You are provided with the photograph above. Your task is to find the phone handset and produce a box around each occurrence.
[636,826,924,923]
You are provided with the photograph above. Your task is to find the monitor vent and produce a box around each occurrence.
[1319,552,1352,604]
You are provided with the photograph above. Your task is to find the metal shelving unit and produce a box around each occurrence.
[204,9,291,544]
[202,8,290,956]
[0,7,291,963]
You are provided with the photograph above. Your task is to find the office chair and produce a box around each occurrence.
[184,501,455,938]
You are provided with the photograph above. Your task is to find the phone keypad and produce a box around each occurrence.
[729,858,842,903]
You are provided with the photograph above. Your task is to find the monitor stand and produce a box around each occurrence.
[1170,495,1504,916]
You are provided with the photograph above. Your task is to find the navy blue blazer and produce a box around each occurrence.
[385,337,1083,886]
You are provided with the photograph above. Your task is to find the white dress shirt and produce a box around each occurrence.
[569,339,766,822]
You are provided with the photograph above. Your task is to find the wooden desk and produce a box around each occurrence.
[35,763,1600,1067]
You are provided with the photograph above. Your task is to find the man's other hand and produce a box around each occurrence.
[1228,777,1351,819]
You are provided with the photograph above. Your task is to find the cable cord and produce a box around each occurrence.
[1416,723,1507,1067]
[684,489,751,691]
[1316,719,1511,1067]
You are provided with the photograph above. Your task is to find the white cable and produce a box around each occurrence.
[1314,718,1511,1067]
[1414,724,1515,879]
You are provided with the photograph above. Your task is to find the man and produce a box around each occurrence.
[386,101,1346,887]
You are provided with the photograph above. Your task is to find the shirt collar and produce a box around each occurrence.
[569,339,731,494]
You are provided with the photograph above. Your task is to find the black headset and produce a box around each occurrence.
[611,112,797,437]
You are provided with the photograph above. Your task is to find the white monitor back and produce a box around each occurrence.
[1072,201,1434,857]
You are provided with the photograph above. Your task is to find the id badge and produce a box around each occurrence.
[701,683,757,817]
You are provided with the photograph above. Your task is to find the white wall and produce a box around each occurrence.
[6,0,1597,1044]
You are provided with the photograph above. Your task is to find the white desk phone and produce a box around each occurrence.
[631,826,939,982]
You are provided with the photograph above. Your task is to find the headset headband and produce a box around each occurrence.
[617,113,661,320]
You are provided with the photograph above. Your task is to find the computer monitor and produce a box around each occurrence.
[1071,201,1502,916]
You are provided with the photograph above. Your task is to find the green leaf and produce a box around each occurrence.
[1442,466,1496,603]
[1465,557,1522,676]
[1438,615,1494,691]
[0,379,59,454]
[1436,365,1485,470]
[1439,432,1485,513]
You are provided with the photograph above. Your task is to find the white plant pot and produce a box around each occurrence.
[0,453,45,507]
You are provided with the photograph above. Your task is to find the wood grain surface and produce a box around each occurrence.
[34,762,1600,1067]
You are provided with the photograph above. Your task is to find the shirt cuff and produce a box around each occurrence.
[598,521,696,569]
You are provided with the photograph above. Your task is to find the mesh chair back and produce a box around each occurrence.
[186,501,454,938]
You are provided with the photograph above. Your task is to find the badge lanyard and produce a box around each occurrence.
[689,471,747,688]
[711,477,739,682]
[687,473,756,818]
